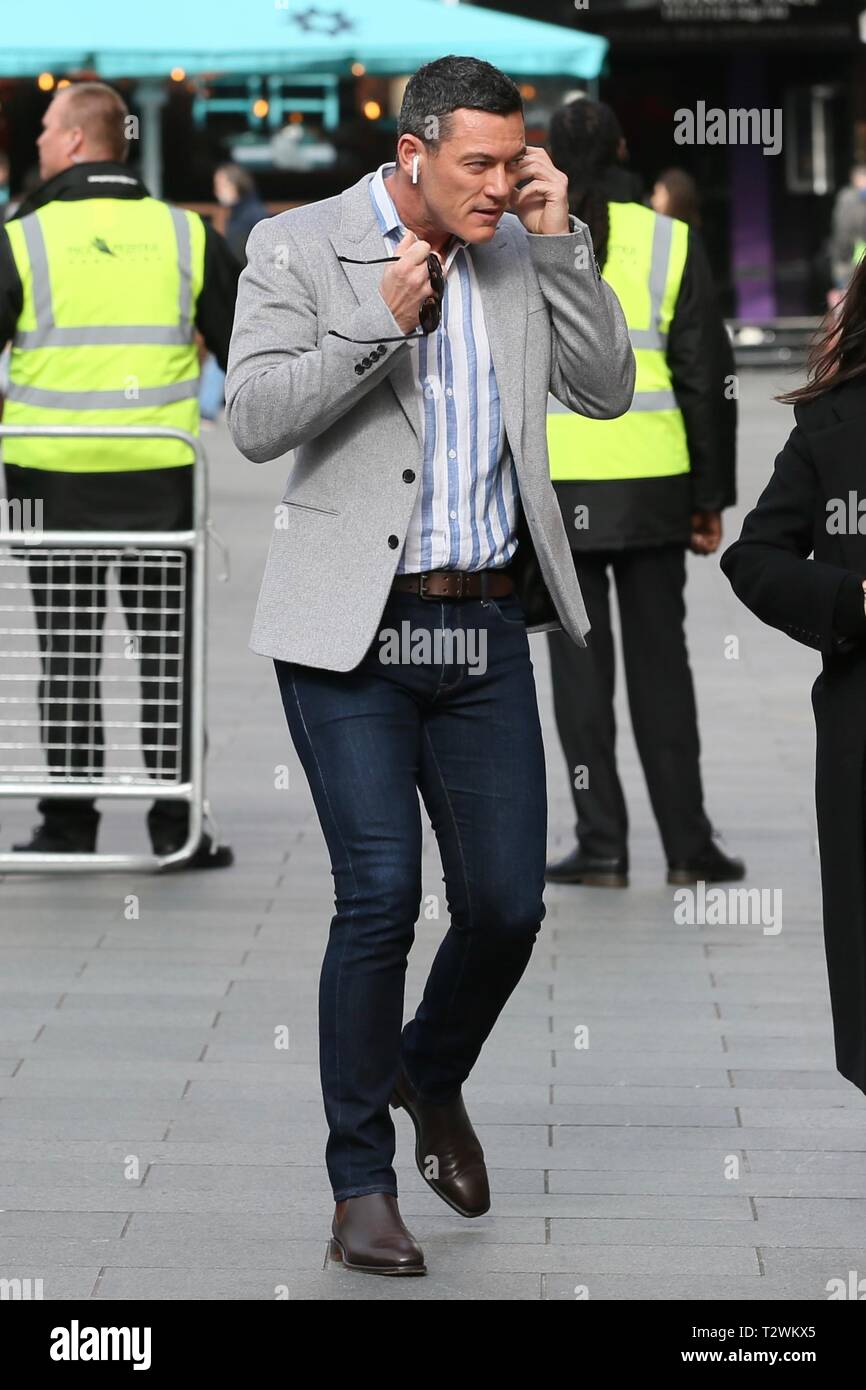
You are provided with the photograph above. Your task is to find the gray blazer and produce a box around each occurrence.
[225,171,635,671]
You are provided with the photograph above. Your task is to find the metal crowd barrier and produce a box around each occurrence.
[0,424,208,872]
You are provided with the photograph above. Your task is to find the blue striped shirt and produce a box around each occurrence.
[368,162,520,575]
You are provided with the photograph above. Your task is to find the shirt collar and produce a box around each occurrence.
[369,161,468,268]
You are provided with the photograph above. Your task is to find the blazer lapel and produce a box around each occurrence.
[328,178,529,460]
[328,177,423,445]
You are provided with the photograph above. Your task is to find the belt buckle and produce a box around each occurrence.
[419,571,467,599]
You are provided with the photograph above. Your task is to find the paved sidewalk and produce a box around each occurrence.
[2,370,866,1301]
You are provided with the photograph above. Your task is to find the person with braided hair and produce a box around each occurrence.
[544,97,745,888]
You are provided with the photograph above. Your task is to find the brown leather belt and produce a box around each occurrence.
[391,569,514,600]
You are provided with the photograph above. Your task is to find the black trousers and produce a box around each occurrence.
[547,544,713,865]
[4,463,195,846]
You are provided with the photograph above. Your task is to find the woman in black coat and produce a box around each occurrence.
[720,262,866,1098]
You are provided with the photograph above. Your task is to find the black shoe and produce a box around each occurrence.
[545,846,628,887]
[11,823,96,854]
[152,832,234,870]
[667,835,745,885]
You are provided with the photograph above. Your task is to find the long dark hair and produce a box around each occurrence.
[548,97,624,272]
[777,255,866,403]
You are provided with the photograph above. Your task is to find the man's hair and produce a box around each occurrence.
[398,55,522,149]
[55,82,129,163]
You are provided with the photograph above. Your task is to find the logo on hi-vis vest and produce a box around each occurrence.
[65,238,161,264]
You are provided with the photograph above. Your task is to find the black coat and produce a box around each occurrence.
[225,194,270,266]
[720,377,866,1096]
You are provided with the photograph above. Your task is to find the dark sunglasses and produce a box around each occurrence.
[327,252,444,345]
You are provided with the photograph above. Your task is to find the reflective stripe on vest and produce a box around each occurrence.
[547,202,690,483]
[4,198,205,471]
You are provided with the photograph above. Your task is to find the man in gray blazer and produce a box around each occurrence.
[226,54,634,1277]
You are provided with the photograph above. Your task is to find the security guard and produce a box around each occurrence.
[543,97,744,888]
[0,81,241,863]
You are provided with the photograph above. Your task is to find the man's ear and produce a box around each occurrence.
[68,126,86,161]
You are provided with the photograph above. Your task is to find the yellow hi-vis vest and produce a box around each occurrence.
[3,196,205,471]
[547,201,690,482]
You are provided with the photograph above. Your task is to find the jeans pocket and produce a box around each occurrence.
[485,594,527,626]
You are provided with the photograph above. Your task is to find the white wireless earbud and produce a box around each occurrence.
[411,154,420,185]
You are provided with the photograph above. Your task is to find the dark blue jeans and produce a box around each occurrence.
[274,588,548,1201]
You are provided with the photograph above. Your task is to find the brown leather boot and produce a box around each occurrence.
[390,1065,490,1217]
[328,1193,426,1275]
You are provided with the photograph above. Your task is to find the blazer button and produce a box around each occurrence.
[402,469,415,483]
[387,535,399,549]
[363,355,373,367]
[354,363,364,374]
[376,344,386,354]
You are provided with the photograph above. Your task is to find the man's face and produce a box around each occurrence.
[37,93,81,180]
[418,108,527,244]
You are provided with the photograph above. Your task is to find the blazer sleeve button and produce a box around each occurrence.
[354,363,364,375]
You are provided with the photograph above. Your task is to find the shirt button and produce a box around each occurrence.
[446,388,453,397]
[402,469,415,483]
[449,510,457,520]
[448,449,456,459]
[387,535,399,549]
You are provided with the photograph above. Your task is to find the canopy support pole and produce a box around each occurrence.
[134,80,167,198]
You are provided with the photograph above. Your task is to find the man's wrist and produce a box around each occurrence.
[526,215,573,237]
[540,216,571,236]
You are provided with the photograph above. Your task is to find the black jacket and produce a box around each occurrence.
[720,381,866,654]
[225,193,270,266]
[720,378,866,1096]
[0,161,240,373]
[555,205,737,552]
